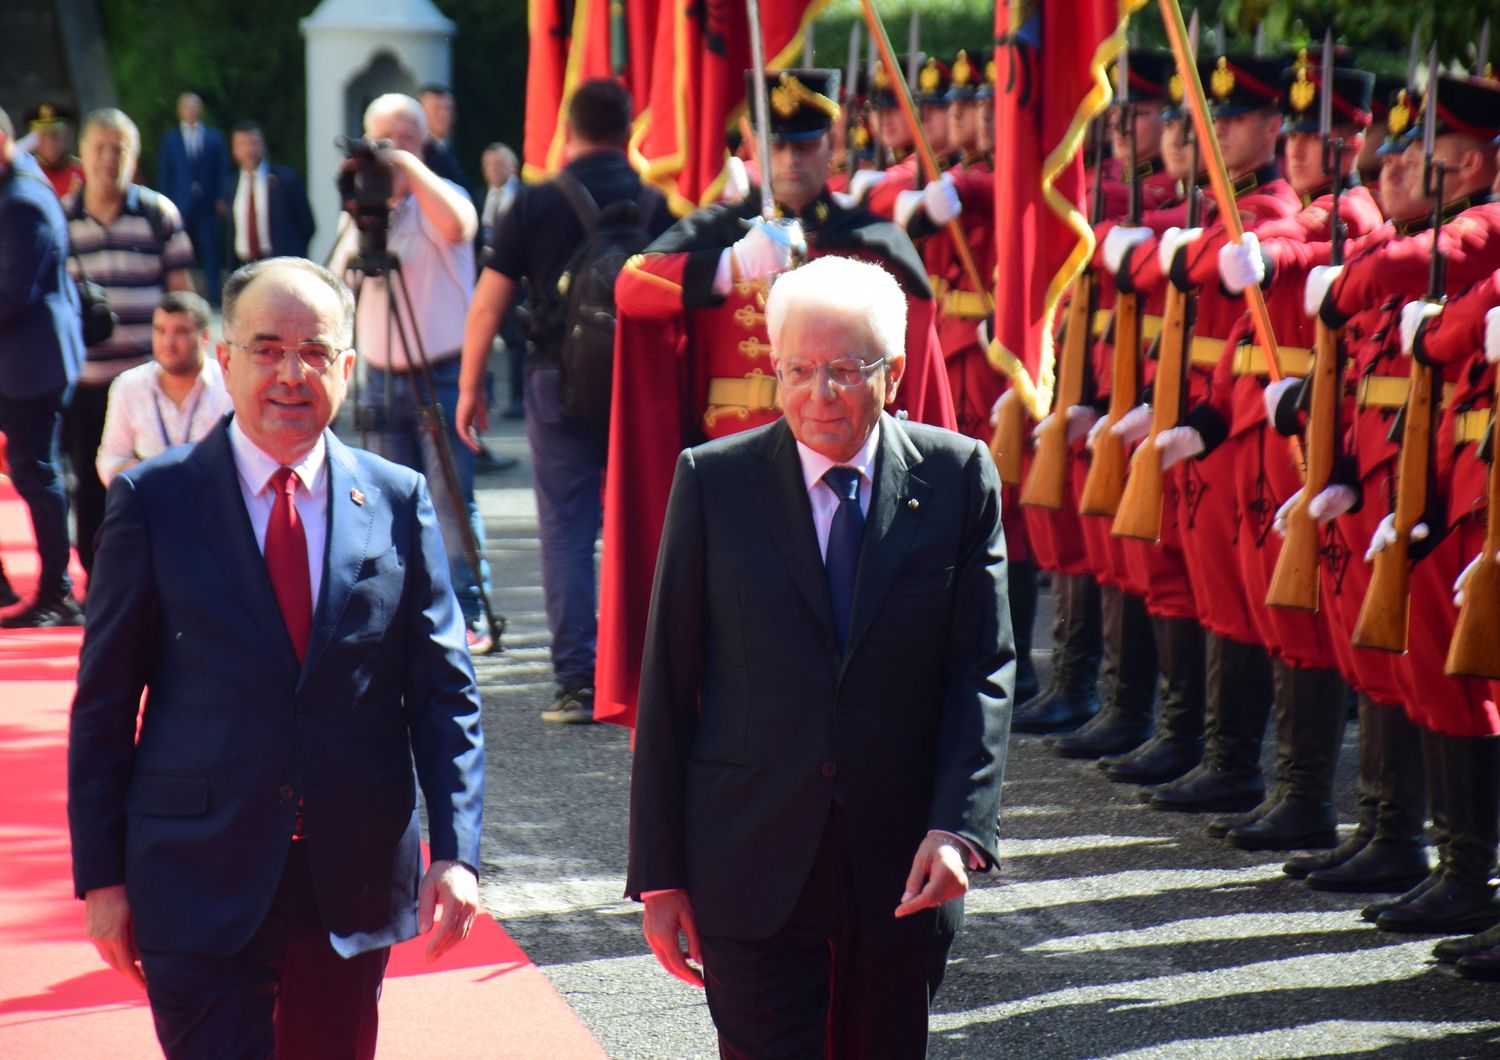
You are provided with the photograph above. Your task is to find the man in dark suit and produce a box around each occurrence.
[627,254,1012,1057]
[68,256,485,1058]
[219,120,315,264]
[157,92,229,300]
[419,84,468,188]
[0,106,84,620]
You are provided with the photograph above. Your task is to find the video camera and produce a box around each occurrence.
[336,136,394,260]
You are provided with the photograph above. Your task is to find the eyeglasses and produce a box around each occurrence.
[776,356,888,390]
[226,339,346,372]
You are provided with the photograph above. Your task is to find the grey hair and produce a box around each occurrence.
[765,255,907,363]
[81,107,141,159]
[222,257,356,346]
[485,142,518,168]
[363,93,427,141]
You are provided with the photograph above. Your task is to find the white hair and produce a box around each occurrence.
[81,107,141,160]
[765,255,907,363]
[363,93,427,140]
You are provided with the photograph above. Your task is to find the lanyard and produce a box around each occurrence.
[152,383,205,449]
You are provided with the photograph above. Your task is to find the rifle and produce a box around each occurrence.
[1447,385,1500,677]
[1112,127,1202,541]
[1021,118,1108,511]
[1353,55,1444,652]
[1080,41,1141,517]
[990,387,1026,487]
[1267,32,1343,611]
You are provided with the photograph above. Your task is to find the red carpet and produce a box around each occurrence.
[0,482,604,1057]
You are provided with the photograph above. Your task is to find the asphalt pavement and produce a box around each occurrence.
[463,413,1500,1059]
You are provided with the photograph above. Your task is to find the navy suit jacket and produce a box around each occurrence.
[68,419,485,958]
[157,124,229,222]
[0,154,83,400]
[219,162,317,261]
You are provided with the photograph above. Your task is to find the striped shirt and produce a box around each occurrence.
[65,185,195,384]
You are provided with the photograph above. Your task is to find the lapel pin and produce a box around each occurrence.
[350,488,366,506]
[907,498,920,511]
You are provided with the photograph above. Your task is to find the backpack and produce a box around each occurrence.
[548,171,660,432]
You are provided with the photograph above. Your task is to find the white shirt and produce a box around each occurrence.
[95,358,233,485]
[180,122,200,159]
[228,420,330,610]
[796,423,879,559]
[329,187,476,370]
[232,162,272,260]
[481,175,519,233]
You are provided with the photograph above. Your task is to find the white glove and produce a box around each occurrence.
[1155,425,1205,469]
[1218,232,1265,294]
[1262,375,1299,426]
[731,217,804,282]
[1158,226,1204,274]
[1365,512,1429,563]
[1454,550,1500,607]
[1272,489,1303,537]
[893,189,924,229]
[1103,226,1153,275]
[923,172,961,226]
[1111,403,1153,446]
[1309,484,1358,522]
[1399,300,1443,355]
[721,155,750,203]
[1085,413,1112,450]
[989,387,1013,429]
[1304,264,1343,319]
[1030,405,1097,445]
[830,190,858,211]
[976,319,991,351]
[847,168,884,203]
[1485,307,1500,365]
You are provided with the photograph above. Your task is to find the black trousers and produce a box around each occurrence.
[60,380,109,574]
[138,842,390,1060]
[699,806,956,1060]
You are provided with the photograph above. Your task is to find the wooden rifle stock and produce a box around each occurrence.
[1020,270,1096,510]
[1113,283,1188,541]
[1266,319,1340,611]
[1080,291,1141,515]
[1446,380,1500,678]
[990,393,1026,487]
[1352,353,1436,652]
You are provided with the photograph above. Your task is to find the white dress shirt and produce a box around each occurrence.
[795,423,880,559]
[228,420,330,609]
[95,358,233,485]
[180,122,200,159]
[232,162,272,260]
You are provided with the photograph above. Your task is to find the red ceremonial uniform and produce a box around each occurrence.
[596,190,957,727]
[1120,162,1302,644]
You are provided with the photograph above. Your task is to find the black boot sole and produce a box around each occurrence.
[1225,827,1339,852]
[1377,907,1500,935]
[1048,728,1153,760]
[1305,870,1431,894]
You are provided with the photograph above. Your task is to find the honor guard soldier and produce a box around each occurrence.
[598,68,957,727]
[24,104,84,199]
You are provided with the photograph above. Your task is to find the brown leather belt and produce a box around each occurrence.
[1456,409,1493,446]
[707,374,779,412]
[1230,344,1314,378]
[1356,376,1460,409]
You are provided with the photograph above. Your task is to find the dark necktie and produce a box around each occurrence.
[822,466,864,654]
[246,175,262,261]
[265,467,312,662]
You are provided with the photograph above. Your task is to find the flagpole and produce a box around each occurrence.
[858,0,992,314]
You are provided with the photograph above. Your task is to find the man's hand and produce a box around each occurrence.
[1262,376,1298,425]
[454,389,488,453]
[86,884,145,988]
[731,218,804,282]
[895,834,969,918]
[418,859,479,963]
[1366,512,1428,563]
[1111,404,1153,446]
[1155,425,1205,470]
[1102,226,1152,275]
[847,169,884,204]
[1399,300,1443,355]
[641,889,704,988]
[1158,226,1203,274]
[1032,405,1098,446]
[1486,307,1500,365]
[1304,265,1343,319]
[1454,550,1500,607]
[1219,232,1265,294]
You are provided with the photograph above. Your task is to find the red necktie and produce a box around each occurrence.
[265,467,311,662]
[246,177,263,261]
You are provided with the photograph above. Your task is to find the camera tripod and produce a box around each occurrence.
[345,249,505,653]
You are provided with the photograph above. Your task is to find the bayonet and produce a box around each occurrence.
[1479,18,1491,76]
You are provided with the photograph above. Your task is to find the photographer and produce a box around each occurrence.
[329,93,493,653]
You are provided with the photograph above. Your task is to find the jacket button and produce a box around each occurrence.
[278,785,296,800]
[821,762,838,778]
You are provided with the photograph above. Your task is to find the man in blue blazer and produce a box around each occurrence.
[0,107,84,622]
[219,120,316,264]
[157,93,229,300]
[68,256,485,1058]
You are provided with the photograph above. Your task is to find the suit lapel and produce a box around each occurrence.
[186,420,300,677]
[749,421,836,642]
[843,415,930,664]
[300,432,375,684]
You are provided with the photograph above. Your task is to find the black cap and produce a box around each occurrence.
[746,68,841,142]
[24,102,72,133]
[1280,52,1375,132]
[1203,54,1285,117]
[916,58,952,106]
[1377,86,1421,156]
[1427,74,1500,143]
[1116,50,1176,105]
[870,55,918,109]
[947,50,985,102]
[976,53,997,101]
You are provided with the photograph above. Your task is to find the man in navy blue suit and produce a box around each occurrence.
[0,106,84,623]
[68,256,485,1058]
[219,120,316,264]
[157,93,229,300]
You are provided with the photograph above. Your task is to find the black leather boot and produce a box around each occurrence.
[1049,588,1156,758]
[1227,663,1345,851]
[1377,734,1500,934]
[1101,616,1205,784]
[1307,700,1429,892]
[1434,919,1500,964]
[1456,942,1500,980]
[1149,634,1272,813]
[1286,694,1385,877]
[1212,662,1301,838]
[1010,557,1041,706]
[0,560,19,608]
[1012,572,1102,734]
[1364,728,1449,922]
